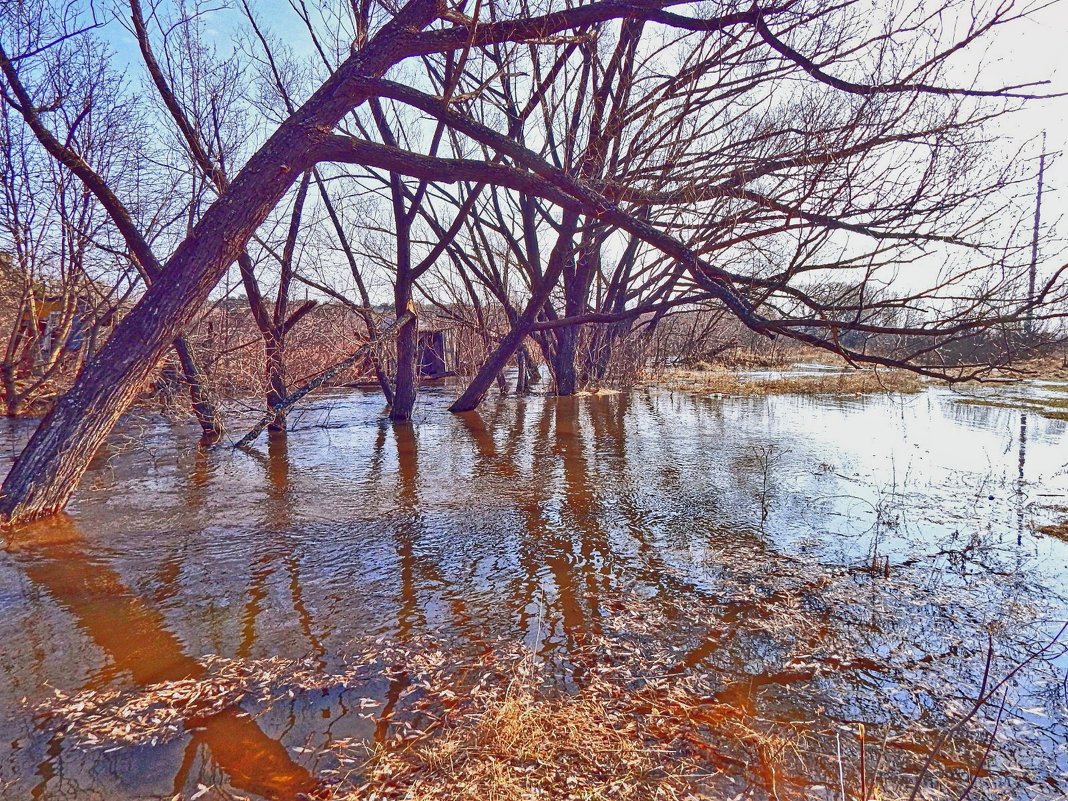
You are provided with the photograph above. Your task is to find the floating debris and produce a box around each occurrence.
[23,583,1068,800]
[34,655,354,749]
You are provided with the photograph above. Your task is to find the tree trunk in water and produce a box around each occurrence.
[390,295,418,422]
[516,346,529,394]
[525,345,541,386]
[233,311,413,449]
[373,356,395,406]
[0,344,167,523]
[552,325,579,396]
[1,365,20,417]
[451,322,532,413]
[0,1,438,525]
[172,336,224,442]
[452,211,578,414]
[265,337,287,433]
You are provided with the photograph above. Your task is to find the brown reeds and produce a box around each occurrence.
[659,367,922,396]
[343,656,717,801]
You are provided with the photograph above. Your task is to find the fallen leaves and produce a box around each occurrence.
[32,654,354,749]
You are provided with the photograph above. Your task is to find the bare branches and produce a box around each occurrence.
[0,42,162,275]
[753,2,1061,100]
[1,0,1066,521]
[232,309,414,448]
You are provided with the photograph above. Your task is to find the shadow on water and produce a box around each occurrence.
[7,517,319,800]
[0,384,1067,798]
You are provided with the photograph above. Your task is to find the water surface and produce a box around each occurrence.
[1,383,1067,799]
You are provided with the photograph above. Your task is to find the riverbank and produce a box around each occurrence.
[649,344,1068,397]
[27,587,1055,801]
[654,365,923,395]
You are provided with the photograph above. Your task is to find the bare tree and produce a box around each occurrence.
[0,2,224,438]
[0,0,1065,523]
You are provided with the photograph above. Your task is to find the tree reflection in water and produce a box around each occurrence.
[0,386,1066,799]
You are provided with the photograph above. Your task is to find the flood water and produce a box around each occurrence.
[1,382,1068,799]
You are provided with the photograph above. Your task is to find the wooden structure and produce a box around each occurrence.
[417,326,455,378]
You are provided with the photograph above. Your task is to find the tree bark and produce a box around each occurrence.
[265,337,287,433]
[516,345,529,395]
[2,372,21,417]
[391,293,419,422]
[552,325,579,396]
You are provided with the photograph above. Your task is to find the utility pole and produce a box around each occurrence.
[1026,131,1046,339]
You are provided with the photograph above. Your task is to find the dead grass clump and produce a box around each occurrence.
[662,368,922,396]
[328,604,841,801]
[324,585,1054,801]
[360,675,707,801]
[336,653,725,801]
[1037,520,1068,541]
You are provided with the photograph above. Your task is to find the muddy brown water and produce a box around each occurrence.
[1,383,1067,799]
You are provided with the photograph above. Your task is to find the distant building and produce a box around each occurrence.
[375,311,460,378]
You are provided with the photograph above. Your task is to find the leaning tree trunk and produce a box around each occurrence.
[450,322,534,413]
[0,0,438,525]
[451,212,579,414]
[372,354,395,406]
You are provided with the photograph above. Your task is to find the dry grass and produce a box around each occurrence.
[659,367,922,396]
[710,345,831,371]
[353,672,708,801]
[327,634,990,801]
[29,590,1046,801]
[325,596,950,801]
[673,344,827,372]
[332,641,798,801]
[995,353,1068,381]
[1037,520,1068,541]
[354,670,711,799]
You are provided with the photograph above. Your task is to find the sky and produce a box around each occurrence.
[982,0,1068,259]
